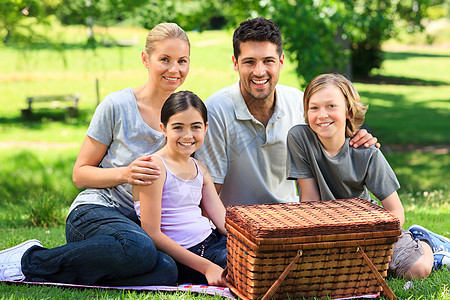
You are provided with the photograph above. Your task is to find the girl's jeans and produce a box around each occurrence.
[177,229,227,284]
[21,204,178,286]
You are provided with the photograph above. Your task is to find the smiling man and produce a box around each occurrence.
[194,17,377,207]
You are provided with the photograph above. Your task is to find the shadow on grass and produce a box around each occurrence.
[382,51,450,60]
[355,75,448,86]
[355,51,450,86]
[386,152,450,192]
[0,108,92,130]
[0,149,78,206]
[5,40,137,51]
[359,90,450,144]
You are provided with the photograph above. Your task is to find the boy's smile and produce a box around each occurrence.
[307,85,348,150]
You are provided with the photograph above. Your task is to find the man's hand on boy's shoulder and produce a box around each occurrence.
[349,129,380,149]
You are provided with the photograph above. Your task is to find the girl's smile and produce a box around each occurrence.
[162,107,208,157]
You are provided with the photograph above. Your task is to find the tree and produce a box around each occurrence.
[348,0,430,78]
[56,0,147,27]
[0,0,59,45]
[223,0,430,84]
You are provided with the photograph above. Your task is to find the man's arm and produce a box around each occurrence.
[214,183,222,194]
[195,109,228,193]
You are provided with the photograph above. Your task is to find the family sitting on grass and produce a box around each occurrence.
[1,18,449,288]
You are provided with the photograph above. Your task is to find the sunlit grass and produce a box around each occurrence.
[0,24,449,299]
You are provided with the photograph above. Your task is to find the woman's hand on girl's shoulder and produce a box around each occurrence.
[125,155,162,186]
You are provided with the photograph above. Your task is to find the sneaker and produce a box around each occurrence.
[408,225,450,253]
[433,251,450,270]
[0,239,42,281]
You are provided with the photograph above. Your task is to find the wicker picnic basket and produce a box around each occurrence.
[224,198,401,300]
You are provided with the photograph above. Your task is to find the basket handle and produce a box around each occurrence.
[357,246,397,300]
[261,250,303,300]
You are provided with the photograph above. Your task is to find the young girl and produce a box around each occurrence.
[133,90,227,287]
[285,73,440,280]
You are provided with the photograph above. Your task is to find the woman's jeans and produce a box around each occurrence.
[21,204,178,286]
[177,229,227,284]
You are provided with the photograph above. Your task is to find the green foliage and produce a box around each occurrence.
[223,0,432,82]
[128,0,228,32]
[1,0,437,80]
[56,0,147,27]
[128,1,177,30]
[0,0,59,45]
[271,0,351,85]
[427,4,449,20]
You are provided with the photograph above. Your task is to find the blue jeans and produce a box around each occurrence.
[21,204,178,285]
[177,229,227,284]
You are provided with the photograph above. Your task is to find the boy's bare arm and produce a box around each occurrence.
[297,178,321,202]
[381,191,405,226]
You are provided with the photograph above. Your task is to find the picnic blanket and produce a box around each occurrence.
[3,280,381,299]
[3,281,236,298]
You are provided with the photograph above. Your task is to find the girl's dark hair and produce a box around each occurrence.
[161,91,207,126]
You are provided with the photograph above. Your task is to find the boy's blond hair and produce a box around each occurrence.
[303,74,368,138]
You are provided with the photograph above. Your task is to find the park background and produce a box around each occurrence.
[0,0,449,299]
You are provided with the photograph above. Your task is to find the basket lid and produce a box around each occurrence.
[225,198,400,239]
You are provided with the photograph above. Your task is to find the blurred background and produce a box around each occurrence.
[0,0,448,240]
[0,1,449,298]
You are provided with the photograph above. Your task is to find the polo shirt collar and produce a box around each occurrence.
[231,80,286,122]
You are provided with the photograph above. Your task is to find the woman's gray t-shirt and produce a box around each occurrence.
[286,125,400,203]
[69,88,165,220]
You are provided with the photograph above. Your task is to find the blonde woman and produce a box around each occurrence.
[0,23,190,286]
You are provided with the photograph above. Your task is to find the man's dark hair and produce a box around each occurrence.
[232,17,283,59]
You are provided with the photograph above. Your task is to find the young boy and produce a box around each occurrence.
[286,73,449,279]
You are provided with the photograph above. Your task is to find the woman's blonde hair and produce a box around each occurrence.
[145,23,190,55]
[303,74,368,138]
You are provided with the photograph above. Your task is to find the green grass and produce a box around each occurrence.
[355,48,450,144]
[0,24,449,299]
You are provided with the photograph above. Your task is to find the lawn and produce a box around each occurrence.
[355,48,450,145]
[0,24,449,299]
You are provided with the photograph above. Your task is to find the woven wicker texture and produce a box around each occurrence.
[226,198,400,240]
[225,198,401,300]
